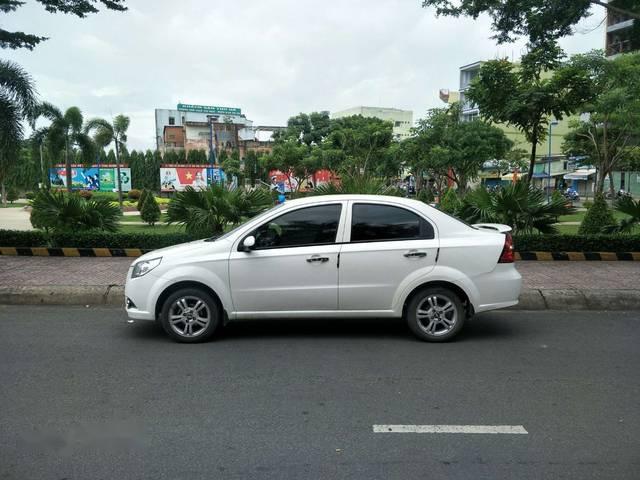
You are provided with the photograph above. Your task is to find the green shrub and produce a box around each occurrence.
[6,187,19,203]
[416,188,434,204]
[578,193,616,234]
[140,192,161,225]
[25,191,36,200]
[0,230,48,247]
[30,190,121,233]
[583,200,593,209]
[48,231,194,249]
[128,189,142,200]
[78,189,93,200]
[91,191,119,202]
[137,189,149,211]
[514,234,640,252]
[439,188,461,214]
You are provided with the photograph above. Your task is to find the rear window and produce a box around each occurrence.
[351,204,434,242]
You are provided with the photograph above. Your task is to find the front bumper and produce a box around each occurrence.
[124,268,157,321]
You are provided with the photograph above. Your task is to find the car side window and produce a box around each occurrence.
[252,204,342,249]
[351,204,434,242]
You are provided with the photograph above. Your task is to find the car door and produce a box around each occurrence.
[338,201,438,311]
[229,203,345,314]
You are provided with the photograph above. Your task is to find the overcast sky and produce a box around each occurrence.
[5,0,607,151]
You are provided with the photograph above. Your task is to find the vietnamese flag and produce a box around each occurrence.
[176,168,197,186]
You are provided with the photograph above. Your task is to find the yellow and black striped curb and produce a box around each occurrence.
[0,247,152,257]
[0,247,639,260]
[515,252,640,261]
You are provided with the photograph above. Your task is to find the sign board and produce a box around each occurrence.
[160,167,209,192]
[177,103,241,116]
[49,166,131,192]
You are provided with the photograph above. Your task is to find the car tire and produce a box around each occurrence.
[406,287,465,342]
[159,288,220,343]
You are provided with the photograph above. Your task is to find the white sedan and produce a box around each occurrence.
[125,195,521,342]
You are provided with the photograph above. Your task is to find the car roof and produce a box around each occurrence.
[281,194,423,207]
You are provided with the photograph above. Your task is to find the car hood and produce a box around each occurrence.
[134,238,231,264]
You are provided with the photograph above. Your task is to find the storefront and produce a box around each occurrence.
[563,169,596,198]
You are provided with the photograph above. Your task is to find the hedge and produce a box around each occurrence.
[514,234,640,252]
[0,230,639,252]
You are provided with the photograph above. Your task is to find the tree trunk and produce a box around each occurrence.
[526,135,538,186]
[114,140,124,210]
[608,172,615,195]
[1,181,5,206]
[65,137,72,193]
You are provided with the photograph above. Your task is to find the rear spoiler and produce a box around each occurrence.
[472,223,513,234]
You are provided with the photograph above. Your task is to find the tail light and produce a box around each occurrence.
[498,233,514,263]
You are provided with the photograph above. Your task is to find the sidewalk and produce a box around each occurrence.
[0,256,639,309]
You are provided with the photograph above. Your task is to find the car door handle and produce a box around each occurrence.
[404,250,427,258]
[307,255,329,263]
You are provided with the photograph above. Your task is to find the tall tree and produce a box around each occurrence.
[0,59,37,203]
[466,42,595,184]
[32,103,95,192]
[85,115,130,208]
[421,0,640,44]
[262,139,319,192]
[1,0,128,50]
[408,104,513,191]
[562,51,640,194]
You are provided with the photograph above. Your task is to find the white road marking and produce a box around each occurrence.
[373,425,528,434]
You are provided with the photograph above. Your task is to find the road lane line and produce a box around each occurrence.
[373,425,528,434]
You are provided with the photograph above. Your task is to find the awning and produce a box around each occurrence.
[532,171,567,178]
[501,172,523,181]
[564,169,596,181]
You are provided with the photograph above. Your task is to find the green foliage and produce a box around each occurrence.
[25,191,35,200]
[140,191,161,226]
[311,175,402,196]
[186,149,208,164]
[6,187,19,203]
[137,188,149,211]
[221,149,242,183]
[466,44,596,182]
[458,181,573,234]
[78,189,92,200]
[2,0,128,50]
[91,191,119,202]
[408,104,513,190]
[416,188,434,204]
[29,189,121,233]
[606,195,640,233]
[167,185,272,237]
[127,188,141,200]
[420,0,640,45]
[514,234,640,252]
[578,194,616,234]
[563,51,640,193]
[439,188,461,215]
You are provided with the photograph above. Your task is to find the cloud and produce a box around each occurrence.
[3,0,607,150]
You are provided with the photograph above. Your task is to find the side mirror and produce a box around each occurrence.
[241,235,256,251]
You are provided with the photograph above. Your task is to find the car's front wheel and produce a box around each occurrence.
[406,287,465,342]
[159,288,220,343]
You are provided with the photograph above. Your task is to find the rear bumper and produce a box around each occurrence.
[473,264,522,313]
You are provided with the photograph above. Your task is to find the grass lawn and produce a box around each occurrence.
[119,223,184,234]
[558,210,630,223]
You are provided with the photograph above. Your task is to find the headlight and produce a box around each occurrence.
[131,257,162,278]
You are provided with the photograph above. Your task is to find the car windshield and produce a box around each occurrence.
[206,203,284,242]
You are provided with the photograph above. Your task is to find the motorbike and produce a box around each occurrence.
[563,188,580,201]
[605,189,632,200]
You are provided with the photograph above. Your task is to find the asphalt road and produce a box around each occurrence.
[0,306,638,480]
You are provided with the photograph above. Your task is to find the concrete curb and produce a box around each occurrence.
[0,286,639,310]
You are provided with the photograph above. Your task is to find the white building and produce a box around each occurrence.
[331,106,413,140]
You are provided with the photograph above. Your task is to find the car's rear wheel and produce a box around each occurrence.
[159,288,220,343]
[406,287,465,342]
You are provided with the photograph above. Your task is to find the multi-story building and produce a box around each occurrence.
[155,104,283,160]
[606,1,640,57]
[331,106,413,140]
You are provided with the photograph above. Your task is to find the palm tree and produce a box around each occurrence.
[85,115,130,208]
[311,174,402,196]
[604,196,640,233]
[167,185,272,238]
[458,181,573,235]
[32,103,95,192]
[0,60,37,204]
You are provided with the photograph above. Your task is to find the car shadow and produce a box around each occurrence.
[125,313,519,343]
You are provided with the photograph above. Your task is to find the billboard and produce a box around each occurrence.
[49,166,131,192]
[160,167,208,192]
[177,104,241,115]
[207,167,226,185]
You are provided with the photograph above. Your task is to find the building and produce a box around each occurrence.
[606,1,640,57]
[331,106,413,140]
[155,104,283,160]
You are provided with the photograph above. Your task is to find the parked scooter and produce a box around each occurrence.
[563,187,580,201]
[605,189,632,199]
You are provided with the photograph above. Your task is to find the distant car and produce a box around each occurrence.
[125,195,521,343]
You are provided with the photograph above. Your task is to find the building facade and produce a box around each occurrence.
[155,104,283,161]
[331,106,413,140]
[606,1,640,57]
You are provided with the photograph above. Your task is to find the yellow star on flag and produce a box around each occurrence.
[186,171,193,180]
